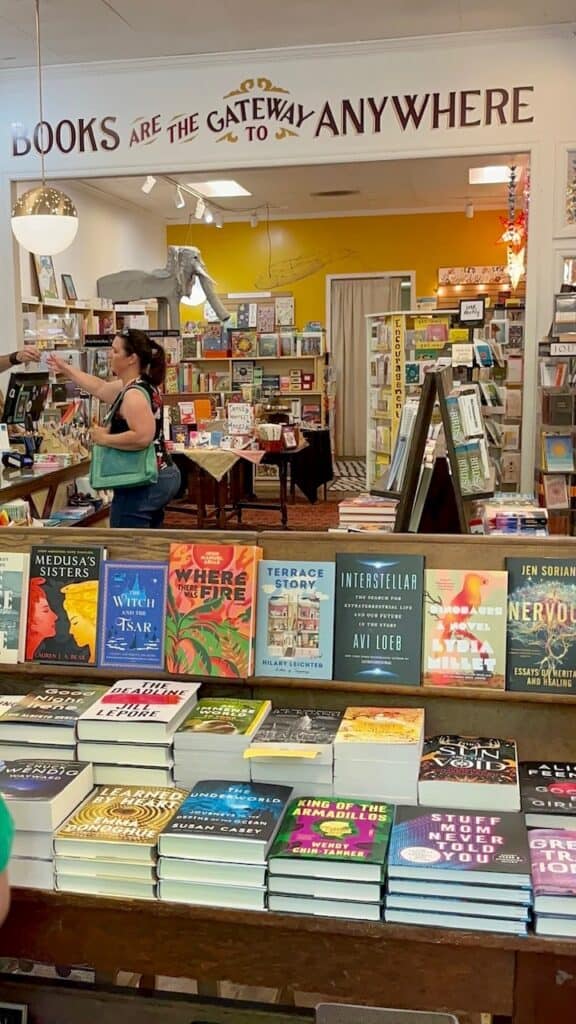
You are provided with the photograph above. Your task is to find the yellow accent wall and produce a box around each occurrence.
[167,210,506,326]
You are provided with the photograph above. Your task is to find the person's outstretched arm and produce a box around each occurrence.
[47,354,122,404]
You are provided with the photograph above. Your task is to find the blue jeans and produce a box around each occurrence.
[110,463,181,529]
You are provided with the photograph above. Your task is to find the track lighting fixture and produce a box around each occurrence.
[250,213,258,229]
[195,198,205,220]
[142,175,157,195]
[174,187,185,210]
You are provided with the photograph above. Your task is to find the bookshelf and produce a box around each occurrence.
[536,292,576,534]
[22,297,159,346]
[366,300,525,493]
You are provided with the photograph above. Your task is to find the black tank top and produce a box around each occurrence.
[109,377,171,470]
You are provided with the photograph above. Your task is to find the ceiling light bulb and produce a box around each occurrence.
[250,213,258,229]
[142,175,156,195]
[204,208,214,224]
[11,186,79,255]
[175,187,185,210]
[195,198,205,220]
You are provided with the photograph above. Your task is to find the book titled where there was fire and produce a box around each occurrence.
[98,560,168,670]
[333,553,424,685]
[506,557,576,694]
[25,545,105,665]
[165,543,261,678]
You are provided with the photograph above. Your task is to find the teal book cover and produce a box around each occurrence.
[0,551,28,664]
[98,560,168,670]
[254,560,335,679]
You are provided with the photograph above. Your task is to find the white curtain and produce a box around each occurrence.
[331,276,403,458]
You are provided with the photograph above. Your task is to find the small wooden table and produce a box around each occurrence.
[237,445,308,529]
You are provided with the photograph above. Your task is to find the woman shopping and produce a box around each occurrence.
[48,329,180,528]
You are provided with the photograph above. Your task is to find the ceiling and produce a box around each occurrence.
[0,0,574,66]
[70,153,530,222]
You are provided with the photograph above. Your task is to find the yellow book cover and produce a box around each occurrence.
[56,785,187,847]
[335,707,424,745]
[449,328,470,343]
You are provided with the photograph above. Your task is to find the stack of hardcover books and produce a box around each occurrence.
[0,760,94,889]
[54,784,186,898]
[333,708,424,804]
[173,698,271,790]
[529,829,576,937]
[418,735,521,812]
[76,679,200,787]
[520,761,576,828]
[0,684,107,762]
[337,495,397,533]
[267,796,393,921]
[245,708,343,798]
[158,780,292,910]
[385,807,532,935]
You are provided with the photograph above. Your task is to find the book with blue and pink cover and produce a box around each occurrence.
[388,806,531,886]
[529,829,576,898]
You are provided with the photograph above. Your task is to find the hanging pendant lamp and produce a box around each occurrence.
[11,0,78,255]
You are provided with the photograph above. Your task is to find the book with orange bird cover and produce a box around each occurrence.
[422,569,508,689]
[165,543,262,677]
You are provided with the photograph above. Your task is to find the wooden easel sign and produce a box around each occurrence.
[0,1004,27,1024]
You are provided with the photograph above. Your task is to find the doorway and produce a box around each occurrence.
[326,272,413,459]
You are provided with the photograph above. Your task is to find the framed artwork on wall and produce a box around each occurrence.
[61,273,77,301]
[32,254,59,302]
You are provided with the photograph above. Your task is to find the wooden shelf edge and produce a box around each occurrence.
[3,889,574,957]
[2,662,575,704]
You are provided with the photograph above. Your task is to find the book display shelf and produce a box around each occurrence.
[536,293,576,534]
[0,527,575,1024]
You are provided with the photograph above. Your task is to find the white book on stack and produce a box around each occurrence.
[54,785,187,899]
[9,857,54,890]
[333,707,424,802]
[173,697,271,788]
[77,678,200,742]
[77,741,173,768]
[418,735,520,812]
[93,765,173,787]
[158,859,267,887]
[0,683,107,748]
[245,708,342,791]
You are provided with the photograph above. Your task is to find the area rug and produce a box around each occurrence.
[164,498,340,532]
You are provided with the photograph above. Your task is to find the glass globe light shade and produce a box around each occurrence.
[181,279,206,307]
[11,185,79,255]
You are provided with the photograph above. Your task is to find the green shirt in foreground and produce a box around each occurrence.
[0,797,13,872]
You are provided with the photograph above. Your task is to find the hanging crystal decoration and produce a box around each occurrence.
[499,165,527,291]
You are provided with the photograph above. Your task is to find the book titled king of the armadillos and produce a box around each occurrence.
[25,545,106,665]
[422,569,507,689]
[268,796,393,881]
[506,557,576,694]
[165,543,261,677]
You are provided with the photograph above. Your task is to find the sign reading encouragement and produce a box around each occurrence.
[9,76,535,159]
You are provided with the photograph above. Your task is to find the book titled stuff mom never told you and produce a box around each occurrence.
[25,545,105,665]
[165,543,261,678]
[333,554,424,685]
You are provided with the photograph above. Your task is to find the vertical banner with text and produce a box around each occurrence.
[391,315,406,437]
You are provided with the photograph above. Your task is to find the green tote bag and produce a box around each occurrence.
[89,384,159,491]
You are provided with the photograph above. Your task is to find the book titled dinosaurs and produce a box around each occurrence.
[165,543,261,678]
[422,569,508,689]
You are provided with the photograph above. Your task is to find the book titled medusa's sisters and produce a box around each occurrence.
[25,546,105,665]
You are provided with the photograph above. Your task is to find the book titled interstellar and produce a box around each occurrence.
[333,554,425,685]
[98,560,168,670]
[25,545,105,665]
[506,557,576,694]
[254,560,336,679]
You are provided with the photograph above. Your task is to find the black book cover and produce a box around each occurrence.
[419,735,518,787]
[251,707,342,746]
[506,557,576,693]
[26,546,105,665]
[0,760,89,801]
[520,761,576,816]
[333,554,424,685]
[163,780,292,843]
[1,683,107,728]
